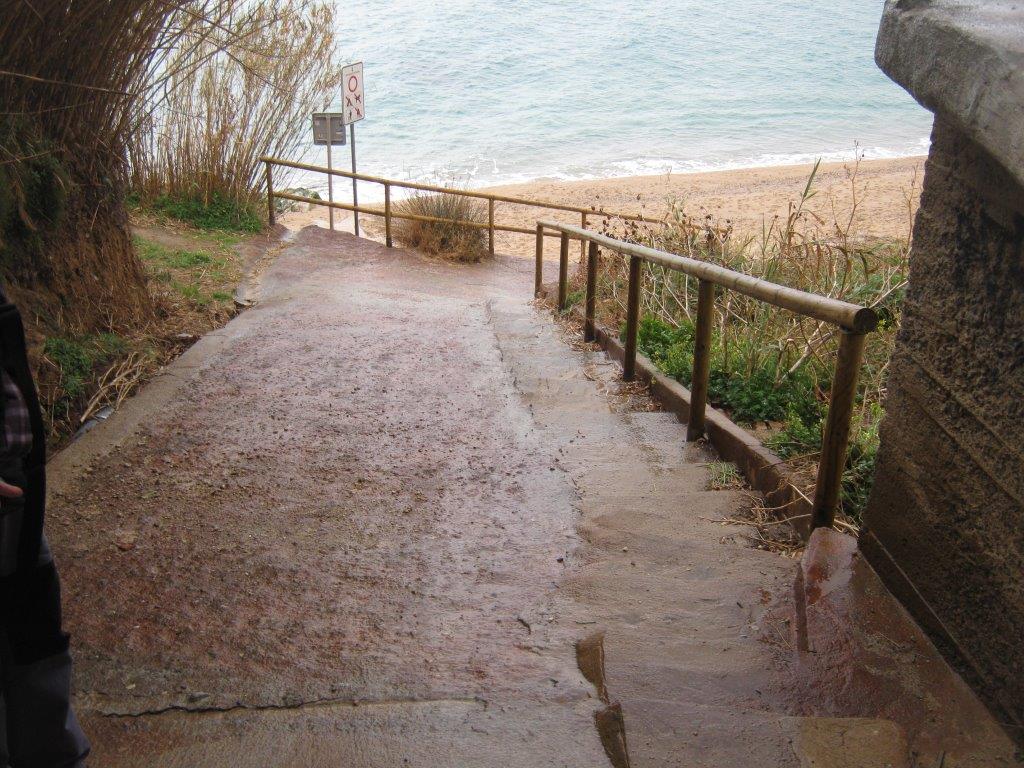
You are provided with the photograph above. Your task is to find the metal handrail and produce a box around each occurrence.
[535,219,878,530]
[261,156,672,257]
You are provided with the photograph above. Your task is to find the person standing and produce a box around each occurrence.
[0,285,89,767]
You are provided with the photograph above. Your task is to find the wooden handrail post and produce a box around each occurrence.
[488,199,496,255]
[384,183,393,248]
[534,224,545,298]
[558,233,570,310]
[265,161,275,227]
[580,211,588,263]
[811,330,868,529]
[686,279,716,441]
[584,240,598,342]
[623,254,642,381]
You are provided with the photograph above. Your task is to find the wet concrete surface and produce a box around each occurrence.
[47,228,1019,766]
[51,229,606,766]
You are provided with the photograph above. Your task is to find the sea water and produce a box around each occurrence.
[299,0,931,199]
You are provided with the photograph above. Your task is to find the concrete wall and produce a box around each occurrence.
[861,116,1024,737]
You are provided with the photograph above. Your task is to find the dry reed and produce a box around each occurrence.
[392,192,489,262]
[130,0,341,212]
[0,1,252,331]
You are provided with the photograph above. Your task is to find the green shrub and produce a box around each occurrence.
[636,314,816,424]
[636,312,880,524]
[588,158,910,526]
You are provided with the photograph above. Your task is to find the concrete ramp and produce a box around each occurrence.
[48,229,1013,766]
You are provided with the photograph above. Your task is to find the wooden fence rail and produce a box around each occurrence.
[261,156,668,258]
[261,156,867,528]
[535,219,878,530]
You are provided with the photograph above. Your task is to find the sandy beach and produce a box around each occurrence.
[281,156,925,255]
[488,156,923,240]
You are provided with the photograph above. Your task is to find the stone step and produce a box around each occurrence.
[79,697,611,768]
[618,698,910,768]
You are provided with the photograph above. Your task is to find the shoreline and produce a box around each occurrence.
[280,155,926,246]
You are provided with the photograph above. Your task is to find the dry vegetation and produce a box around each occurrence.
[565,157,914,526]
[130,1,340,226]
[392,192,489,262]
[2,1,336,445]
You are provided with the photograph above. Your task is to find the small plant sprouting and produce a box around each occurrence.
[707,461,743,491]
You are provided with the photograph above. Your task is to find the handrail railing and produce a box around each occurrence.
[262,155,861,527]
[261,156,668,257]
[535,219,878,531]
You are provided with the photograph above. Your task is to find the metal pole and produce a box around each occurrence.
[534,224,544,298]
[623,255,642,381]
[558,233,570,310]
[265,161,275,227]
[686,279,716,441]
[326,122,335,231]
[584,240,598,342]
[350,122,359,237]
[488,199,495,255]
[384,182,392,248]
[811,330,868,529]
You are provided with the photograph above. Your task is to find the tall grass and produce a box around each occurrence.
[580,159,913,524]
[130,0,341,227]
[392,192,489,262]
[0,1,277,331]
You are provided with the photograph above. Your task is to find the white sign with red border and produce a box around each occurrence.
[342,62,365,125]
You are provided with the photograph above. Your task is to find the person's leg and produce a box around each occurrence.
[1,632,88,768]
[0,488,89,768]
[0,685,9,767]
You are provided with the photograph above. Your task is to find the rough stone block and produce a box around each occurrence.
[862,117,1024,739]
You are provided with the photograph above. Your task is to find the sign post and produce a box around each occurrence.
[341,61,365,237]
[311,112,345,230]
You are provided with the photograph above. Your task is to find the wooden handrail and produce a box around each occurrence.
[262,155,665,225]
[264,155,867,531]
[536,219,876,531]
[272,189,566,238]
[537,220,877,333]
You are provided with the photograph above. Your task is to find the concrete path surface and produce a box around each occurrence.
[46,229,1017,767]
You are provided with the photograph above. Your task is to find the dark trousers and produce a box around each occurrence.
[0,459,88,768]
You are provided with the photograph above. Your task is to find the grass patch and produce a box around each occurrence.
[136,238,214,269]
[562,289,585,314]
[392,191,488,262]
[140,193,264,233]
[27,213,255,446]
[134,235,237,309]
[41,334,131,419]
